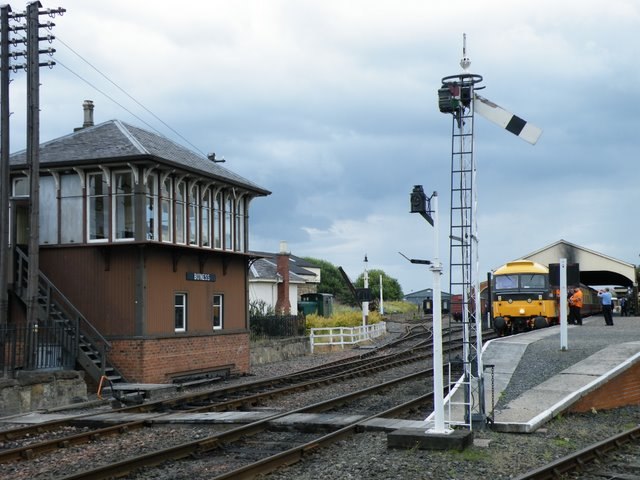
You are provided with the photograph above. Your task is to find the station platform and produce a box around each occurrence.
[442,314,640,433]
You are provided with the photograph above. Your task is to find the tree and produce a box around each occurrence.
[304,257,354,304]
[355,269,404,301]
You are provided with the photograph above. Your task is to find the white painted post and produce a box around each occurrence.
[362,255,369,329]
[310,329,315,354]
[379,274,384,315]
[427,192,452,434]
[560,258,568,351]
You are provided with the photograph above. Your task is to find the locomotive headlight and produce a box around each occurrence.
[508,299,513,304]
[527,298,532,303]
[519,308,526,314]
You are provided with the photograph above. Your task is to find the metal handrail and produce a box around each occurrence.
[14,247,111,374]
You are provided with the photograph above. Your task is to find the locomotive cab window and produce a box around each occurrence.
[495,275,518,290]
[521,274,546,289]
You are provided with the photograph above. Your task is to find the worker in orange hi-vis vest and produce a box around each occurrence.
[568,287,583,325]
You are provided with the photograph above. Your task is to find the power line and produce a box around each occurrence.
[53,59,167,137]
[54,35,208,156]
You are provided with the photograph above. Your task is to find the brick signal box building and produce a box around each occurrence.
[6,102,270,384]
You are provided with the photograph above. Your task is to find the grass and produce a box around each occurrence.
[552,437,574,448]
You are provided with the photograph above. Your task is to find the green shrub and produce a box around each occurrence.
[306,310,382,330]
[382,300,418,314]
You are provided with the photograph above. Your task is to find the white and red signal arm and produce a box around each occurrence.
[473,93,542,145]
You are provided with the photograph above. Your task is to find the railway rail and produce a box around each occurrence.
[0,323,494,479]
[515,424,640,479]
[60,368,439,479]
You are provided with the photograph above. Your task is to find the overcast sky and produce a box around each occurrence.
[7,0,640,294]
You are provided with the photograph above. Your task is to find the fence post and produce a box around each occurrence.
[310,329,315,354]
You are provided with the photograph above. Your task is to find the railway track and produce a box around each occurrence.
[59,368,439,479]
[0,323,494,478]
[0,327,440,455]
[515,425,640,479]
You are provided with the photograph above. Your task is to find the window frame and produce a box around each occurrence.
[213,190,222,249]
[175,180,187,245]
[175,292,187,332]
[188,182,200,246]
[160,175,173,243]
[112,170,135,241]
[224,192,233,251]
[87,171,110,243]
[12,176,29,197]
[212,294,223,330]
[201,188,211,247]
[234,196,246,252]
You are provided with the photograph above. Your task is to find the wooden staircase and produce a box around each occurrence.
[14,247,126,389]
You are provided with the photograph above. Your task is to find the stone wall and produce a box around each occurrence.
[0,370,88,416]
[250,337,309,366]
[0,338,307,416]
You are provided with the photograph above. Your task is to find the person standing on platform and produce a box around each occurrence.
[568,287,583,325]
[598,288,614,326]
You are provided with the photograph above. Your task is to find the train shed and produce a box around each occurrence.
[518,239,638,312]
[520,239,636,288]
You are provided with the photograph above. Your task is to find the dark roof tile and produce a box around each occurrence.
[11,120,270,195]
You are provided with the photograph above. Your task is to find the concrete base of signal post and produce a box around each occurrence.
[387,428,474,451]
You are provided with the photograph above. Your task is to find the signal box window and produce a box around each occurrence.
[212,294,223,330]
[88,172,109,242]
[175,293,187,332]
[114,171,135,240]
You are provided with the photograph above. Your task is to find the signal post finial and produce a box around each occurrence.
[460,33,471,71]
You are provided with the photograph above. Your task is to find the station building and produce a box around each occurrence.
[6,101,270,385]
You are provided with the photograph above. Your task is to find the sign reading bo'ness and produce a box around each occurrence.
[186,272,217,282]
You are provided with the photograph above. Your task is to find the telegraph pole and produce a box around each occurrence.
[25,1,42,328]
[0,5,11,327]
[0,2,63,336]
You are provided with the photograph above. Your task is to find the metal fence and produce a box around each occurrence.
[249,315,306,340]
[0,324,77,378]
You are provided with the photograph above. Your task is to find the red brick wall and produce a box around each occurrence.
[109,333,250,384]
[569,361,640,413]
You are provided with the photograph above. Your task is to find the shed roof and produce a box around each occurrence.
[249,257,308,284]
[519,239,636,287]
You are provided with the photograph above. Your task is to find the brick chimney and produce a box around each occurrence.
[275,241,291,315]
[74,100,94,132]
[83,100,94,128]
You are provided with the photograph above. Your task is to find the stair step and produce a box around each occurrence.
[16,250,127,385]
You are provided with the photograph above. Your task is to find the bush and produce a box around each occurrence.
[306,310,383,331]
[382,300,419,314]
[249,299,275,317]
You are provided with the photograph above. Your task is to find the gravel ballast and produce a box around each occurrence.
[2,316,639,479]
[263,316,640,479]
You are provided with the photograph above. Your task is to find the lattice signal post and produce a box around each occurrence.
[438,34,541,429]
